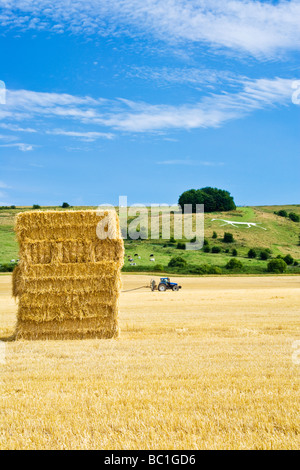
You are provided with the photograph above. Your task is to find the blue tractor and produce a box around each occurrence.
[151,277,182,292]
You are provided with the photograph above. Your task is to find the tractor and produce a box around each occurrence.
[150,278,182,292]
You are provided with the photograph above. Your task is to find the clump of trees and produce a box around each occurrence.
[226,259,243,270]
[0,261,18,272]
[178,187,236,213]
[248,248,257,259]
[283,254,294,265]
[289,212,300,222]
[176,242,186,250]
[223,232,234,243]
[168,256,187,268]
[274,210,299,223]
[260,250,271,260]
[267,259,287,273]
[0,205,16,210]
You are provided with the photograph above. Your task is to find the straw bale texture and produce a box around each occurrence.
[13,210,124,340]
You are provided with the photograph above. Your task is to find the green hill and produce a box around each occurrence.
[0,205,299,274]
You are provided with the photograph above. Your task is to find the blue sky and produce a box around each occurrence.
[0,0,299,207]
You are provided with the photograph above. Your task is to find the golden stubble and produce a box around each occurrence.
[1,274,300,450]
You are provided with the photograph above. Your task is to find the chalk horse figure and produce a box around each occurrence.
[211,219,267,230]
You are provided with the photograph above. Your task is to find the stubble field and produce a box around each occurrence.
[0,274,299,450]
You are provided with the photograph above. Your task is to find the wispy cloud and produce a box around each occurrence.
[0,123,37,133]
[0,77,295,137]
[96,77,294,132]
[127,66,242,88]
[0,1,299,58]
[46,129,114,141]
[0,133,18,142]
[0,143,34,151]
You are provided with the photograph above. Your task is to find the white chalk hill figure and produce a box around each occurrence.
[211,219,267,230]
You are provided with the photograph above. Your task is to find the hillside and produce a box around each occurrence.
[0,205,299,274]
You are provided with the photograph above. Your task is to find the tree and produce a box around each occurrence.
[283,254,294,265]
[267,259,287,273]
[289,212,299,223]
[274,210,288,218]
[32,204,41,209]
[176,242,186,250]
[248,248,257,259]
[226,259,243,270]
[212,231,217,239]
[178,187,236,213]
[168,256,187,268]
[260,250,270,260]
[223,232,234,243]
[62,202,70,208]
[211,246,221,253]
[232,248,238,256]
[201,187,236,212]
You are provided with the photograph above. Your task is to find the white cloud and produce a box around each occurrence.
[0,143,34,151]
[0,77,295,136]
[96,77,294,132]
[0,1,299,58]
[0,133,18,142]
[46,129,114,141]
[0,123,37,132]
[127,66,242,88]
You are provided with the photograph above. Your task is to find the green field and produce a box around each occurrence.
[0,205,299,274]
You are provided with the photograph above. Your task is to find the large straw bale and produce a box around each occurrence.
[13,210,124,340]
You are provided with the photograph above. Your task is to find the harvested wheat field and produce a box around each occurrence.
[0,274,300,450]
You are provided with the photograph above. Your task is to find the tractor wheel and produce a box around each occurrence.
[158,283,167,292]
[172,285,179,291]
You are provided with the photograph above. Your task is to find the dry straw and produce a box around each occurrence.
[13,210,124,340]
